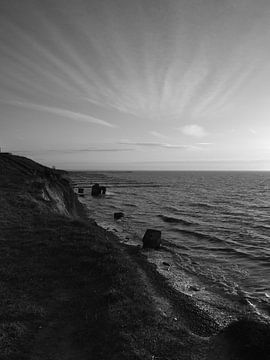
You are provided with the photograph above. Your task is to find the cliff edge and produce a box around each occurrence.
[0,153,85,219]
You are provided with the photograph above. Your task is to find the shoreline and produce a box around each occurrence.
[75,171,270,323]
[88,215,267,327]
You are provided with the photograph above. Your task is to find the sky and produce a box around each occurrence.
[1,0,270,170]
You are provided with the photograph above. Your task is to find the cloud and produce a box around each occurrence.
[76,148,133,152]
[180,124,207,138]
[197,142,213,145]
[149,131,168,139]
[1,0,268,126]
[0,99,115,127]
[119,140,190,149]
[13,147,133,155]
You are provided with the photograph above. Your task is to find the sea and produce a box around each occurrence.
[70,171,270,326]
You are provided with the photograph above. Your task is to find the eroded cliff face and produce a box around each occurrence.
[0,153,86,219]
[30,177,85,218]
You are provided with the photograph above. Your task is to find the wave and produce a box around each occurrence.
[204,246,268,262]
[249,204,270,210]
[254,224,270,231]
[173,232,270,263]
[158,214,193,226]
[195,202,216,209]
[108,184,164,188]
[172,228,225,244]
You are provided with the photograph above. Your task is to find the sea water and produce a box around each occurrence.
[71,171,270,325]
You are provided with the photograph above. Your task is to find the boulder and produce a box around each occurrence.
[224,318,270,360]
[163,262,170,267]
[91,183,101,196]
[114,212,124,220]
[91,183,106,196]
[78,187,84,195]
[100,186,106,194]
[208,318,270,360]
[142,229,161,249]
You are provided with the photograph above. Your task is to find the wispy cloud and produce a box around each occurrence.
[0,99,115,127]
[13,147,133,155]
[180,124,207,138]
[197,142,213,145]
[149,130,168,139]
[1,1,266,124]
[75,147,133,152]
[193,64,255,117]
[119,140,190,149]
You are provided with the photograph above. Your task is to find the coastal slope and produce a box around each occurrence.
[0,153,269,360]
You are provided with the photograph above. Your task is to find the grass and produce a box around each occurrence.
[0,207,190,359]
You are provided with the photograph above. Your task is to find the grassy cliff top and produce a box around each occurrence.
[0,152,62,175]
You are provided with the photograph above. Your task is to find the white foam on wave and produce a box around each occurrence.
[105,191,116,196]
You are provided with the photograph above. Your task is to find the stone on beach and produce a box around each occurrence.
[142,229,161,249]
[224,318,270,359]
[209,318,270,360]
[163,262,170,266]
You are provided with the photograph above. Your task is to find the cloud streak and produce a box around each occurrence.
[149,131,168,139]
[14,147,133,155]
[0,99,115,127]
[119,140,191,149]
[1,0,266,122]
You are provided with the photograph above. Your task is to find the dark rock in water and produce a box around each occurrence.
[114,212,124,220]
[91,183,106,196]
[91,183,101,196]
[100,186,106,194]
[78,187,84,194]
[209,318,270,360]
[142,229,161,249]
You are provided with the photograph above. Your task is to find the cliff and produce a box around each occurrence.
[0,153,269,360]
[0,153,85,219]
